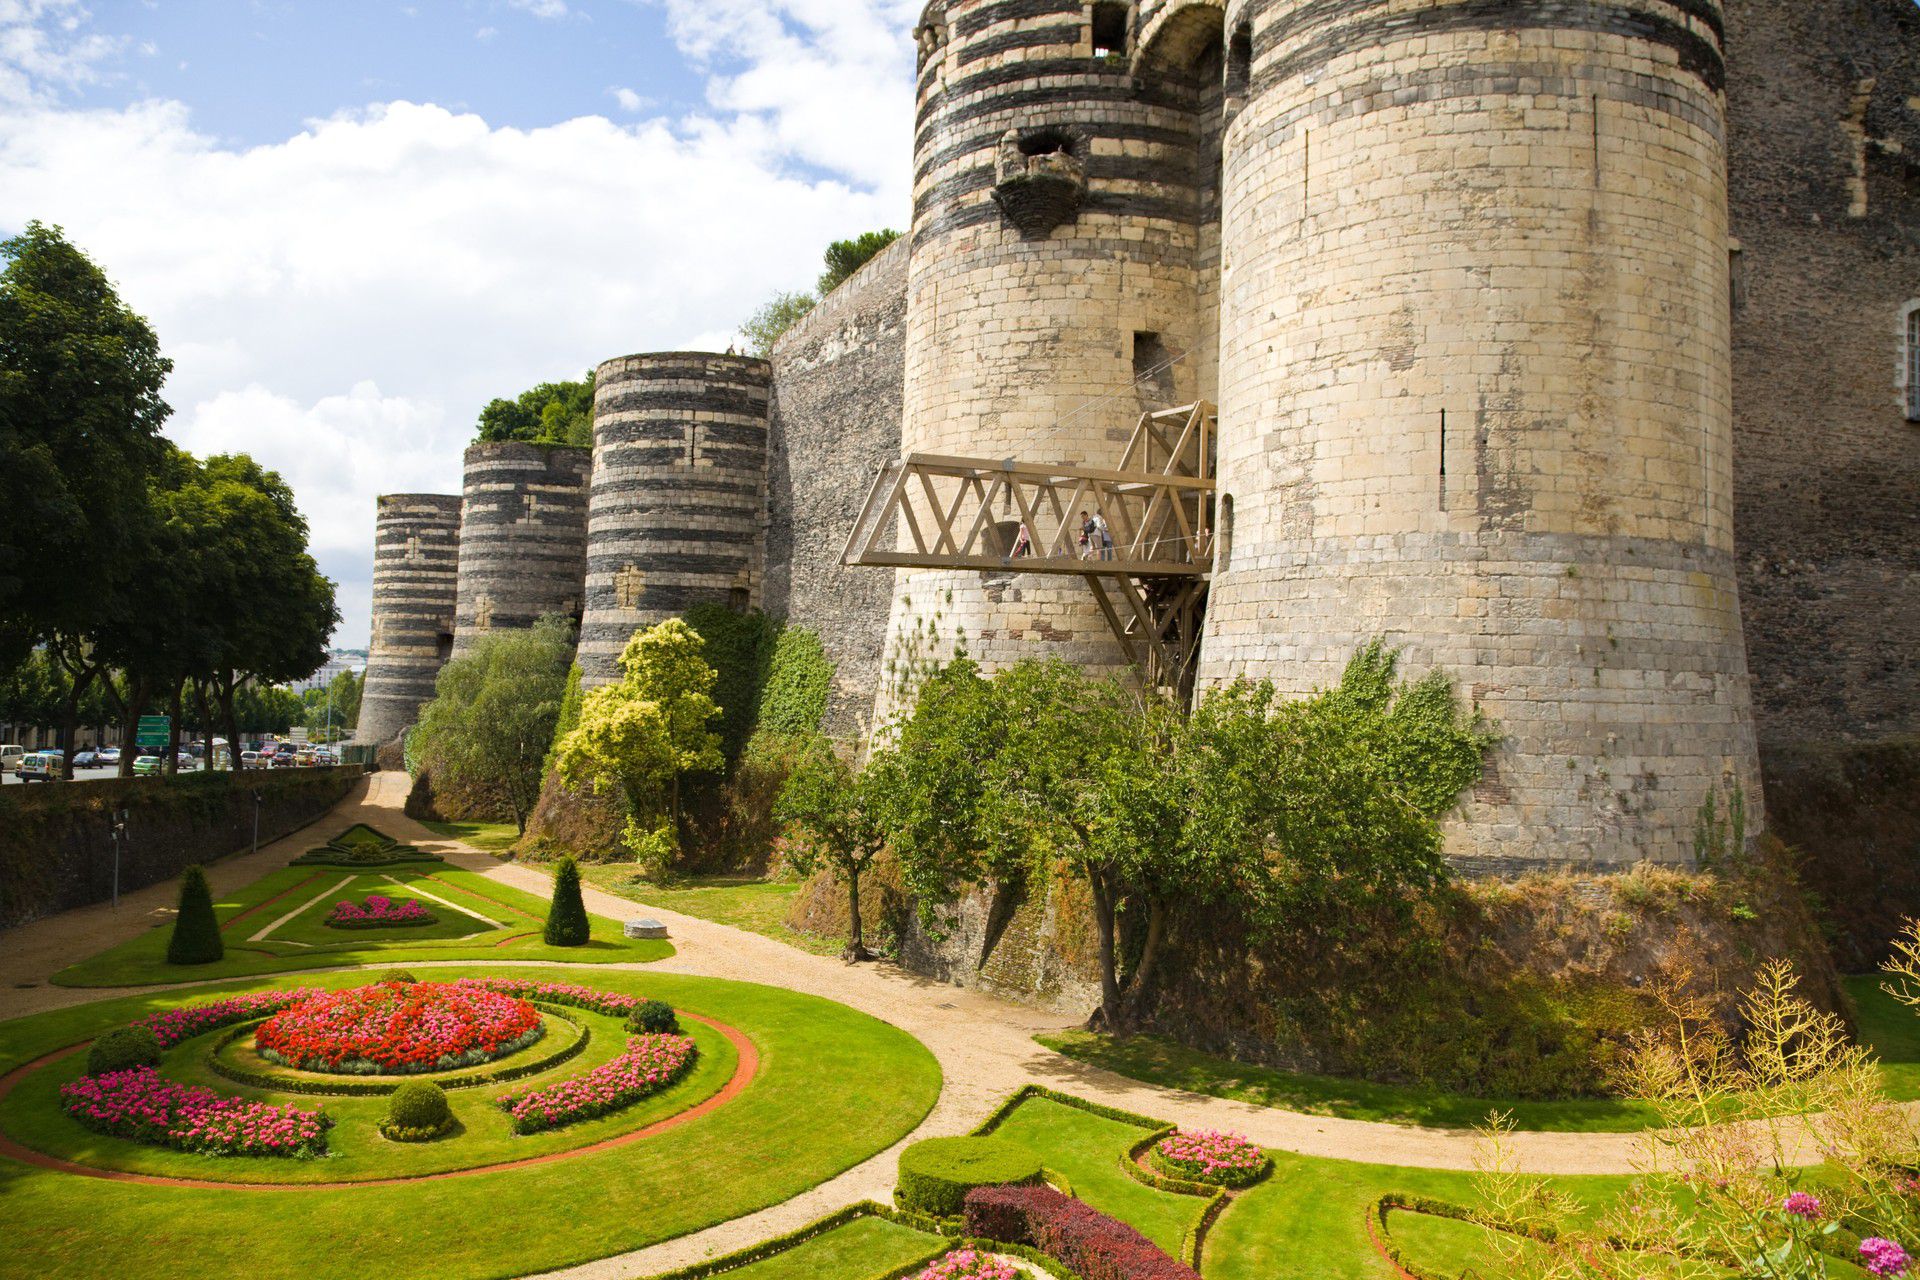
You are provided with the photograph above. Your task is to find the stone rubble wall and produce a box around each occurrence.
[451,441,592,657]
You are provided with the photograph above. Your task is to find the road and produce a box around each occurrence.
[2,764,216,785]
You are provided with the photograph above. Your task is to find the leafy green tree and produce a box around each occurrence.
[774,734,895,961]
[166,865,224,965]
[739,290,816,358]
[818,229,900,294]
[0,223,172,771]
[552,618,723,869]
[475,374,595,446]
[302,668,363,741]
[683,603,777,765]
[543,855,590,946]
[412,616,574,833]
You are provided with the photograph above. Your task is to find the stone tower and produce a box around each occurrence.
[450,441,592,657]
[1194,0,1761,866]
[874,0,1224,724]
[576,353,772,688]
[355,493,462,745]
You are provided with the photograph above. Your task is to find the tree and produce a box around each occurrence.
[774,734,895,961]
[412,616,574,833]
[552,619,723,870]
[818,229,900,294]
[543,856,590,946]
[475,373,595,447]
[303,668,363,740]
[0,223,172,772]
[166,865,224,965]
[738,291,816,358]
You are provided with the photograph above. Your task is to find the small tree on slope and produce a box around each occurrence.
[166,864,224,965]
[774,733,893,962]
[543,855,590,947]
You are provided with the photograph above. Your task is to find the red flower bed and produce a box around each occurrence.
[255,981,542,1075]
[963,1184,1199,1280]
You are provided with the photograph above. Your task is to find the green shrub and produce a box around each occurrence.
[684,603,778,765]
[626,999,679,1035]
[544,855,590,946]
[86,1026,161,1076]
[895,1135,1043,1217]
[165,864,224,965]
[757,626,833,737]
[381,970,418,984]
[381,1081,453,1141]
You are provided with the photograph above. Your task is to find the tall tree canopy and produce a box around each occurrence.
[474,374,595,447]
[818,229,900,294]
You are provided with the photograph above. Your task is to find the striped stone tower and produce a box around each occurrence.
[576,353,772,688]
[450,442,592,657]
[355,493,462,745]
[874,0,1223,726]
[1196,0,1761,866]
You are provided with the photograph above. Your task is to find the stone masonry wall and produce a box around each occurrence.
[1724,0,1920,751]
[356,493,461,745]
[765,238,909,743]
[451,442,592,657]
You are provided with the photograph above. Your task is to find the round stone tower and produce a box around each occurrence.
[874,0,1225,726]
[355,493,462,745]
[450,441,592,657]
[1199,0,1761,866]
[577,353,772,688]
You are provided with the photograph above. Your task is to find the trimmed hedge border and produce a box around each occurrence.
[896,1136,1045,1217]
[201,1005,590,1097]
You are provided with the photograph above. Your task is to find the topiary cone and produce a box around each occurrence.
[166,864,224,965]
[543,855,590,947]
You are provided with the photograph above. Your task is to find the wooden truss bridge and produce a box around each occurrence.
[842,401,1218,698]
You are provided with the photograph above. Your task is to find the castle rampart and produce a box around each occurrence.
[450,441,592,657]
[355,493,462,746]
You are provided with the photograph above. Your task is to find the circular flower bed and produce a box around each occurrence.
[255,981,542,1076]
[1150,1128,1270,1188]
[60,1067,331,1158]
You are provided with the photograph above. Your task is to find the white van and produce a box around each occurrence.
[0,745,23,771]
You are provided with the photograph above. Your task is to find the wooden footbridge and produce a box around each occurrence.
[842,402,1218,698]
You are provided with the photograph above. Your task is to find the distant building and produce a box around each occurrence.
[290,653,365,696]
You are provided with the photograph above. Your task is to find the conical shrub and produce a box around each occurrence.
[166,864,224,965]
[543,856,589,947]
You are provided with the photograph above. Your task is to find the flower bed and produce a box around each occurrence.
[497,1032,697,1134]
[324,894,437,929]
[461,977,642,1019]
[256,982,542,1075]
[964,1184,1199,1280]
[59,1067,331,1158]
[1150,1129,1270,1188]
[917,1248,1021,1280]
[132,991,311,1049]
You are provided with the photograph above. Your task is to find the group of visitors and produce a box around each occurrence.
[1006,510,1115,561]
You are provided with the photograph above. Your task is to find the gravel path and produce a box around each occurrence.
[0,773,1803,1278]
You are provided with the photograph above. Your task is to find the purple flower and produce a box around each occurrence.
[1861,1238,1911,1278]
[1783,1192,1823,1221]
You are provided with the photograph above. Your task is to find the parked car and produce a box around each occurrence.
[1,744,26,771]
[239,751,262,766]
[96,746,121,766]
[270,752,299,768]
[132,755,162,776]
[71,750,99,767]
[16,752,60,781]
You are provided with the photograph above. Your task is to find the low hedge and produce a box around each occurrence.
[964,1184,1198,1280]
[87,1026,161,1076]
[380,1081,454,1142]
[896,1136,1044,1218]
[203,1006,589,1096]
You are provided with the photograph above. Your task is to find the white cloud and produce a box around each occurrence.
[0,0,127,105]
[505,0,569,17]
[474,25,498,41]
[610,85,644,113]
[0,1,918,650]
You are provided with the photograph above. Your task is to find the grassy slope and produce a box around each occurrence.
[0,966,942,1280]
[1036,975,1920,1134]
[417,820,522,855]
[576,867,840,957]
[52,864,671,986]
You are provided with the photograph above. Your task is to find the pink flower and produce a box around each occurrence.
[1861,1239,1911,1277]
[1783,1192,1823,1221]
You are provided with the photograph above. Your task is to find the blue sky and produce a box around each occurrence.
[1,0,920,651]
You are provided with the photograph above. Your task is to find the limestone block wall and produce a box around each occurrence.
[766,238,909,743]
[450,442,592,657]
[1723,0,1920,750]
[1200,0,1762,867]
[356,493,461,745]
[875,0,1220,728]
[578,353,772,688]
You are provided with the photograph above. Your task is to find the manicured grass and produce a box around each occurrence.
[712,1218,947,1280]
[417,819,522,855]
[52,864,671,986]
[0,965,943,1280]
[263,872,497,945]
[576,866,843,957]
[1848,974,1920,1098]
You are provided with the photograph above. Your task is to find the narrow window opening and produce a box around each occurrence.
[1906,302,1920,422]
[1213,494,1233,574]
[1226,23,1253,97]
[729,586,750,613]
[1728,241,1746,314]
[435,632,454,663]
[1091,3,1128,58]
[1018,127,1074,158]
[1132,331,1176,405]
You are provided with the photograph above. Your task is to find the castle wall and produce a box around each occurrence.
[1199,0,1762,867]
[450,442,592,657]
[1723,0,1920,750]
[578,353,772,687]
[765,238,909,743]
[356,493,461,745]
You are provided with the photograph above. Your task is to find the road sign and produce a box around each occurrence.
[135,715,171,748]
[289,726,310,744]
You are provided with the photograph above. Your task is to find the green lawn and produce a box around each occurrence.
[1035,974,1920,1134]
[576,866,843,956]
[52,864,671,986]
[0,966,943,1280]
[417,819,522,855]
[711,1218,947,1280]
